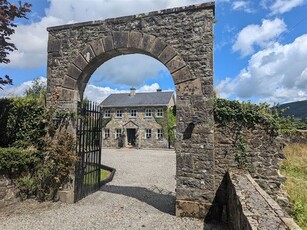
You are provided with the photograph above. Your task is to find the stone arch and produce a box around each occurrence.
[62,32,198,101]
[47,2,215,219]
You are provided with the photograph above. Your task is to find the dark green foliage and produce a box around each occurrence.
[0,89,77,201]
[0,97,46,147]
[214,98,296,135]
[0,147,40,177]
[154,107,176,147]
[34,131,77,200]
[0,98,11,146]
[234,134,248,169]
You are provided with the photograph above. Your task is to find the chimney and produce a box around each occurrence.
[130,87,136,96]
[157,89,162,92]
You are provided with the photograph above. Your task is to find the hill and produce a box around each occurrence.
[279,100,307,120]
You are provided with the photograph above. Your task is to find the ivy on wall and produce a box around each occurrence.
[214,98,296,135]
[154,107,176,147]
[214,98,296,170]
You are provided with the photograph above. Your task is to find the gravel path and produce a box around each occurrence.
[0,148,214,230]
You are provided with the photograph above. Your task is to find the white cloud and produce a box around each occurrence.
[92,54,169,86]
[0,77,46,98]
[232,1,254,13]
[232,18,287,57]
[3,0,209,69]
[3,16,64,69]
[217,34,307,104]
[84,83,163,103]
[269,0,305,15]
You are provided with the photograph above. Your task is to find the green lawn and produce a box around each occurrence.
[83,167,111,185]
[280,143,307,229]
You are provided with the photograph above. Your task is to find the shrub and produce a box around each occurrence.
[0,147,40,178]
[214,98,296,135]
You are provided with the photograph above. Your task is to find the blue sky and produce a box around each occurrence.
[1,0,307,104]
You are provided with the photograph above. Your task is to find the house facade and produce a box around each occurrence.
[100,88,175,149]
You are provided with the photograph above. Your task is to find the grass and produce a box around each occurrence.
[83,167,111,185]
[280,143,307,229]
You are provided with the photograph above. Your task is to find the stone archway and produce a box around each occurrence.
[47,2,215,218]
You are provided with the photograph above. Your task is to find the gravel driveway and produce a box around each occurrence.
[0,148,211,230]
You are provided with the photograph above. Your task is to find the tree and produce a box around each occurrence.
[0,0,31,88]
[25,78,47,104]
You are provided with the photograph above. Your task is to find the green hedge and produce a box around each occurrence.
[0,98,46,147]
[0,147,40,177]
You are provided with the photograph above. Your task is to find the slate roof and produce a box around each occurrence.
[100,91,174,108]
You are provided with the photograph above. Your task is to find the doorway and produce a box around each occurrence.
[127,128,136,146]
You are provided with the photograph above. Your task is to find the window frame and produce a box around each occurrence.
[145,129,152,139]
[130,109,137,118]
[115,128,122,139]
[104,110,111,118]
[156,108,163,118]
[157,128,163,139]
[145,108,152,117]
[104,128,110,139]
[116,110,122,118]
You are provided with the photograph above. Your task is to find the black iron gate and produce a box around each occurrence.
[75,101,102,202]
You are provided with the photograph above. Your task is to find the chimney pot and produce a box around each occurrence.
[130,87,136,96]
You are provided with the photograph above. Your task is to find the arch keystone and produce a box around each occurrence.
[128,31,143,49]
[113,31,129,49]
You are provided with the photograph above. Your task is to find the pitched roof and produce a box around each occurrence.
[100,91,174,108]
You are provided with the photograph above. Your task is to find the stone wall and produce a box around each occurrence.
[226,171,301,230]
[214,123,289,212]
[47,2,215,216]
[102,106,169,149]
[0,175,19,209]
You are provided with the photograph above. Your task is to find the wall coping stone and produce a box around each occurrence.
[47,2,215,31]
[227,170,301,230]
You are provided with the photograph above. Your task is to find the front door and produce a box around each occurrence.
[127,129,136,146]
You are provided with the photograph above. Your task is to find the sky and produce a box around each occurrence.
[0,0,307,104]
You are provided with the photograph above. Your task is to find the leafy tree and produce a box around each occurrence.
[0,0,31,88]
[25,78,47,104]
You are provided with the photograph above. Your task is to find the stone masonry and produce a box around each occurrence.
[47,2,215,217]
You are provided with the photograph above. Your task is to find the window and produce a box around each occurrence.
[116,129,122,139]
[104,110,110,118]
[157,129,163,139]
[130,109,137,117]
[145,129,152,139]
[145,109,152,117]
[105,129,110,139]
[116,110,122,118]
[156,109,163,117]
